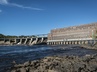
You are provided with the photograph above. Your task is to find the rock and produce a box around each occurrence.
[11,54,97,72]
[29,68,34,72]
[12,61,16,65]
[19,67,26,72]
[14,64,24,68]
[31,60,39,66]
[48,70,58,72]
[11,70,16,72]
[24,61,30,66]
[85,54,90,57]
[87,65,97,71]
[43,58,48,62]
[25,67,29,71]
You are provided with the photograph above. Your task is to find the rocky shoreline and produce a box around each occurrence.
[81,44,97,50]
[9,54,97,72]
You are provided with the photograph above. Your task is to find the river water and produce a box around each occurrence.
[0,45,97,72]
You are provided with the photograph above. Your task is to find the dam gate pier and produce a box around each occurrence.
[47,39,97,46]
[0,34,47,45]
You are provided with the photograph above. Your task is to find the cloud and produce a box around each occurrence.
[0,9,2,12]
[0,0,43,10]
[0,0,8,5]
[11,3,43,10]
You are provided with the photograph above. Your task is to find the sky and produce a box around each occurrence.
[0,0,97,36]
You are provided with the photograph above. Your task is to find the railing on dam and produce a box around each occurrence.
[35,34,47,37]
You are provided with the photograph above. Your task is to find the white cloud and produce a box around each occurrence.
[0,9,2,12]
[11,3,43,10]
[0,0,8,4]
[0,0,43,10]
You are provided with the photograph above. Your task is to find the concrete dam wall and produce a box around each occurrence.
[0,37,47,45]
[0,22,97,46]
[47,23,97,45]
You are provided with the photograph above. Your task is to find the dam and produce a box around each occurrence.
[0,34,47,45]
[47,23,97,45]
[0,23,97,46]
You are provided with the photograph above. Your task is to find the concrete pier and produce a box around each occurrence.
[47,39,97,46]
[0,34,47,45]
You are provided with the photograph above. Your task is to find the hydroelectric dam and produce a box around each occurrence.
[0,23,97,46]
[47,23,97,46]
[0,34,47,45]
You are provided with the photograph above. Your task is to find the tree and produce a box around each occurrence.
[0,34,5,38]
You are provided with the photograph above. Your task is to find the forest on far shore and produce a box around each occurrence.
[0,34,36,38]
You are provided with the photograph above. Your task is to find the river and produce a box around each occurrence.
[0,45,97,72]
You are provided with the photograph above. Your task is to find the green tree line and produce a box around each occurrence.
[0,34,18,38]
[0,34,36,38]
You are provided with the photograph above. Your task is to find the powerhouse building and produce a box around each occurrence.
[48,23,97,43]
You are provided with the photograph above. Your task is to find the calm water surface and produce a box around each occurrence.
[0,45,97,72]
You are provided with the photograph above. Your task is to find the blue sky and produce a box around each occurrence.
[0,0,97,36]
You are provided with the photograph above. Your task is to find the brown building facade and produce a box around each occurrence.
[48,23,97,41]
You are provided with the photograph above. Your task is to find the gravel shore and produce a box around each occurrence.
[10,53,97,72]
